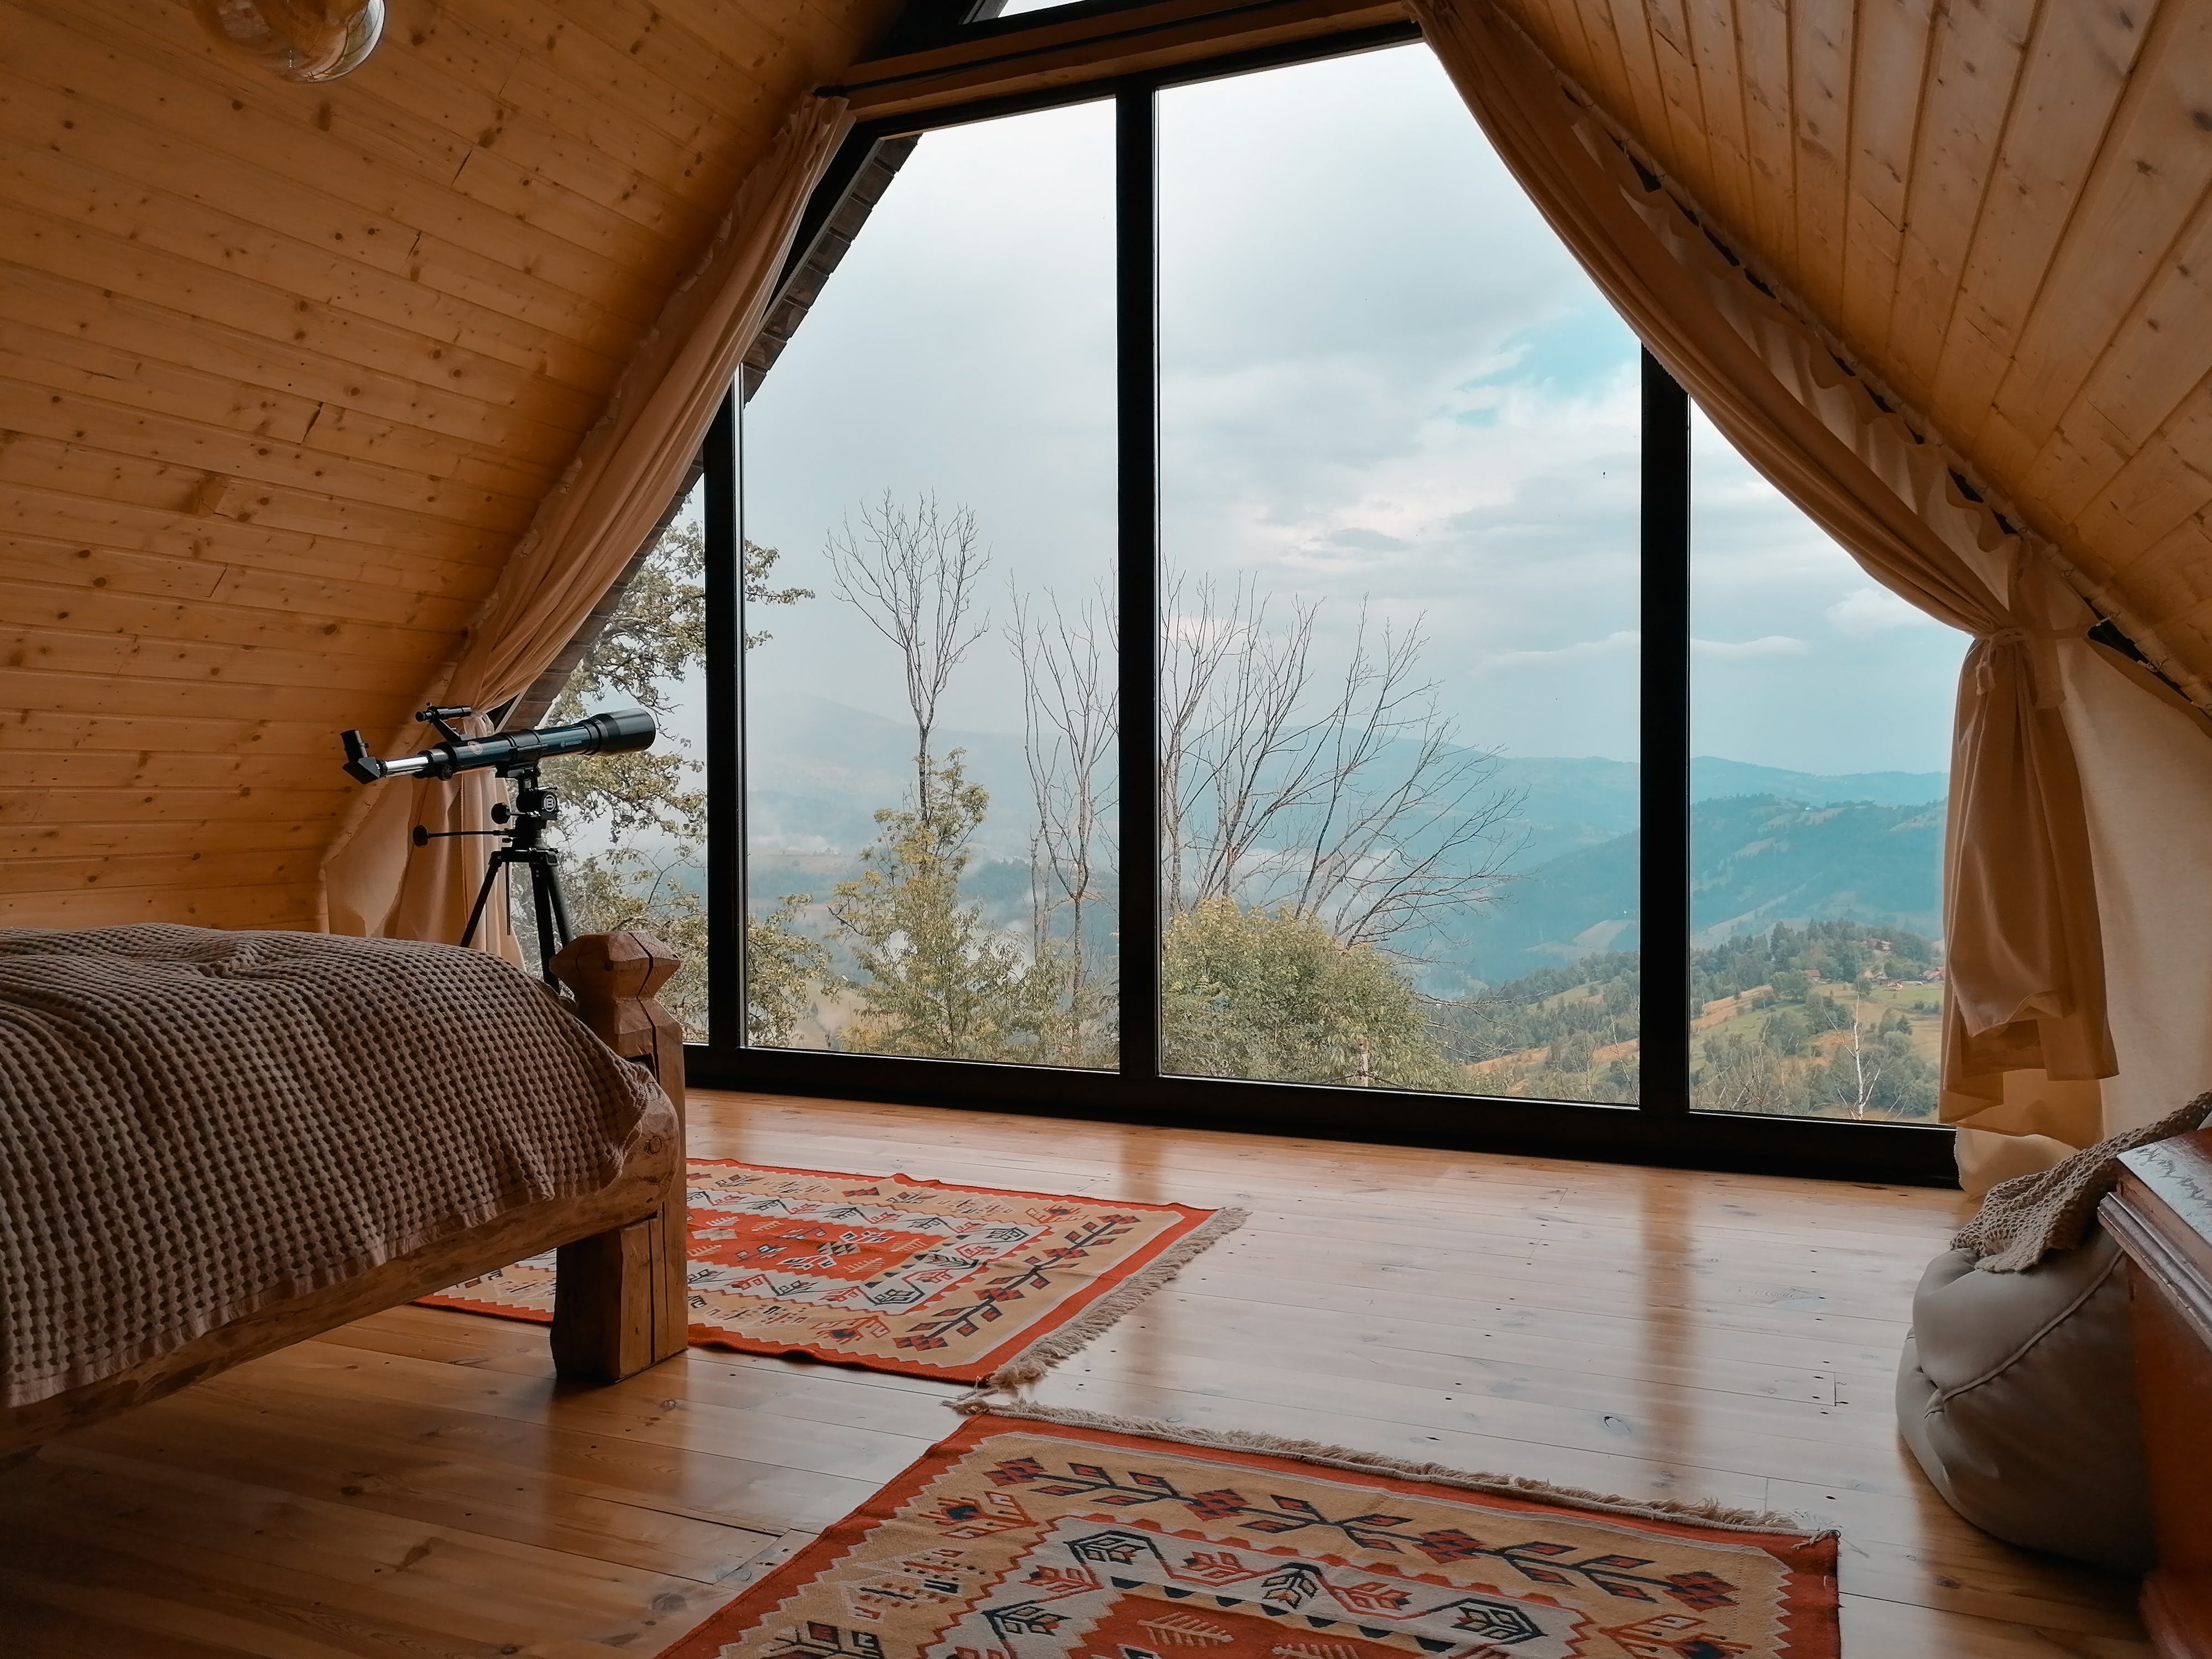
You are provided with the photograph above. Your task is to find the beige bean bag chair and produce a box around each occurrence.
[1897,1232,2147,1571]
[1895,1097,2211,1573]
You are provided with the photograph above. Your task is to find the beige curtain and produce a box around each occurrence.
[324,96,851,953]
[1412,0,2118,1151]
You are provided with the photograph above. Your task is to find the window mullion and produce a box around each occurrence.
[705,388,743,1060]
[1117,85,1162,1088]
[1639,350,1692,1117]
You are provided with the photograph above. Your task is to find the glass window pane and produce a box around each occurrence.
[739,103,1119,1068]
[1688,406,1965,1121]
[526,477,712,1039]
[1157,45,1642,1102]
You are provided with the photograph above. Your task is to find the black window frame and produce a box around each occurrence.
[685,29,1958,1187]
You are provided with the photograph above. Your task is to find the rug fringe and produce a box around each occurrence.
[975,1206,1250,1392]
[953,1397,1833,1541]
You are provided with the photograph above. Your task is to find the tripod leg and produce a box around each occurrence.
[459,851,507,949]
[529,855,562,988]
[544,854,575,953]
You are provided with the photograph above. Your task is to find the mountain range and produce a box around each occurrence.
[743,691,1945,988]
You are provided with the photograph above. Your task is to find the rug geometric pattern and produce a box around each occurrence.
[421,1160,1238,1385]
[655,1413,1840,1659]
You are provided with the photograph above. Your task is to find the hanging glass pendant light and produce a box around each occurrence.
[190,0,385,83]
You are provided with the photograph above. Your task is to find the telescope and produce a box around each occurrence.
[341,705,655,783]
[337,705,658,987]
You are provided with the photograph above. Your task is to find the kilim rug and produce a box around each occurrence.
[420,1160,1245,1386]
[655,1406,1841,1659]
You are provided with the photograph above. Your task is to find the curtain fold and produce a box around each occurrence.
[1412,0,2116,1142]
[323,95,851,955]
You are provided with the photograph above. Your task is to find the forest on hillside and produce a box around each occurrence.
[1432,919,1942,1118]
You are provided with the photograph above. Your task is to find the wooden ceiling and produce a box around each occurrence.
[1498,0,2212,704]
[0,0,896,931]
[9,0,2212,933]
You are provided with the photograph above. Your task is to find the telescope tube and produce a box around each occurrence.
[341,708,656,783]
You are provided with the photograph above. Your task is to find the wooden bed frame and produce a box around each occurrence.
[0,930,693,1457]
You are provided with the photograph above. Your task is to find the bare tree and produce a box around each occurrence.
[1845,996,1886,1119]
[1159,571,1251,917]
[826,492,991,812]
[1008,580,1119,1053]
[1157,575,1526,958]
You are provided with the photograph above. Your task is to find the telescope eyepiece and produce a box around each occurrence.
[340,729,383,784]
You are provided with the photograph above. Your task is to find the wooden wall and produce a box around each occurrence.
[1501,0,2212,701]
[11,0,2212,932]
[0,0,895,931]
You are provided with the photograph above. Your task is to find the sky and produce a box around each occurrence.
[728,41,1967,782]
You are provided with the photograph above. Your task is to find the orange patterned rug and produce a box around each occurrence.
[656,1407,1840,1659]
[421,1160,1244,1386]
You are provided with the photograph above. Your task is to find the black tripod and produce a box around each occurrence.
[417,761,572,987]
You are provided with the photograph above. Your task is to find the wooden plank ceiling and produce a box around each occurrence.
[0,0,896,931]
[1500,0,2212,703]
[9,0,2212,933]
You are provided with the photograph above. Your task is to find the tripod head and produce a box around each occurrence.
[410,760,561,852]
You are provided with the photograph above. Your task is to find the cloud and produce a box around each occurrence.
[1317,526,1413,552]
[734,44,1955,771]
[1826,585,1933,637]
[1691,634,1809,659]
[1477,630,1641,671]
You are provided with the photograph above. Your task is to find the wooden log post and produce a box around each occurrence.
[547,931,690,1383]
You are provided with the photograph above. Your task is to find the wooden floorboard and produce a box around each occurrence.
[0,1089,2152,1656]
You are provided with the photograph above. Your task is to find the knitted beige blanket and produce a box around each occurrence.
[0,925,664,1407]
[1953,1092,2212,1272]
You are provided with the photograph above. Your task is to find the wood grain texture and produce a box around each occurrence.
[1503,0,2212,703]
[10,0,2212,926]
[0,1092,2150,1656]
[0,0,899,928]
[550,930,692,1383]
[2104,1139,2212,1658]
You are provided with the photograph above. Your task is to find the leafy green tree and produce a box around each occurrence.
[1694,1032,1802,1115]
[747,895,831,1047]
[1550,1029,1599,1073]
[531,517,817,1040]
[1763,1006,1812,1057]
[552,845,710,1036]
[1161,897,1459,1090]
[829,752,1062,1061]
[547,518,707,839]
[1428,951,1640,1098]
[1438,919,1940,1119]
[1807,993,1855,1034]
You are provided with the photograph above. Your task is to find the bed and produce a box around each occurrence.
[0,924,691,1455]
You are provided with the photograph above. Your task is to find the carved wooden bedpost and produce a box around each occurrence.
[548,931,690,1382]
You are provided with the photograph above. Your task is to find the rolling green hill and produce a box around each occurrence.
[1442,792,1943,987]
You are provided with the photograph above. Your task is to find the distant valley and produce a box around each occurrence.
[741,691,1946,988]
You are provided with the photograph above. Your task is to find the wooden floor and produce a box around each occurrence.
[0,1092,2152,1657]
